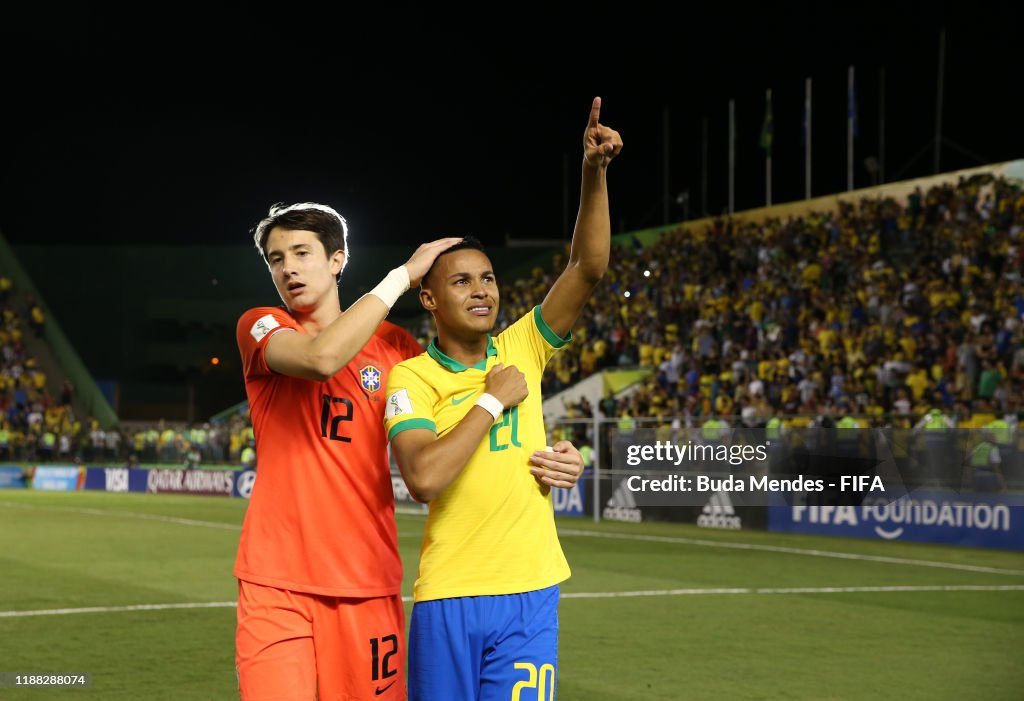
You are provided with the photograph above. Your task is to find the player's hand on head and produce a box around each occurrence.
[404,237,465,287]
[485,363,528,408]
[529,440,585,489]
[583,96,623,168]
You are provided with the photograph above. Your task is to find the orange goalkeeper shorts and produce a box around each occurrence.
[236,579,406,701]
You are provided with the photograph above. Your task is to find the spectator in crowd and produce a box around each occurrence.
[240,439,255,470]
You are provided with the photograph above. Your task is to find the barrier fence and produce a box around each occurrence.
[4,417,1023,551]
[544,416,1024,550]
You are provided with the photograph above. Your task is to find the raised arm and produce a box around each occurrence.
[540,97,623,337]
[267,238,462,381]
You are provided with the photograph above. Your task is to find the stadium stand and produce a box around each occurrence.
[0,279,79,462]
[405,165,1024,490]
[507,171,1024,430]
[7,165,1024,481]
[0,235,126,464]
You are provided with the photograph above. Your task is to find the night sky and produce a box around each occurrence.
[2,2,1021,251]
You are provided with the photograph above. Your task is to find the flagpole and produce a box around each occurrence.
[879,68,886,184]
[663,106,670,224]
[701,116,708,217]
[805,77,812,200]
[728,99,735,215]
[847,66,855,191]
[934,28,946,174]
[765,89,772,206]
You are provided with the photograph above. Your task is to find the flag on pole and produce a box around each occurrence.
[760,90,774,156]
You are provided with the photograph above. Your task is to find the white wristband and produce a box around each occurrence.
[367,266,410,309]
[474,393,504,421]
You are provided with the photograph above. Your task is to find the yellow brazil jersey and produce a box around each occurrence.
[384,305,571,603]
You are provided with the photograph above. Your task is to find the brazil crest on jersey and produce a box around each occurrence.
[384,305,572,602]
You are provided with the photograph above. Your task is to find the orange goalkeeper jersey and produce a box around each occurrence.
[234,306,423,597]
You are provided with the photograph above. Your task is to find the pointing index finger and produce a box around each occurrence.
[588,96,601,128]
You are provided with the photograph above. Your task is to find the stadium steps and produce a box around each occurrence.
[21,330,93,422]
[0,229,118,427]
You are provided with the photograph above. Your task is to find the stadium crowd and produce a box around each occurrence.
[1,274,258,468]
[7,172,1024,471]
[0,279,72,463]
[418,173,1024,438]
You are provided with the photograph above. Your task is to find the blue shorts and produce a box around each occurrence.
[409,585,560,701]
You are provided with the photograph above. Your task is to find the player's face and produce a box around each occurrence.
[265,227,345,312]
[422,249,499,335]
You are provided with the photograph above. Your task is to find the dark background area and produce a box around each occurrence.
[2,2,1020,248]
[1,2,1021,420]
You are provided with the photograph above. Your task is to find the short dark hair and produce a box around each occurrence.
[252,202,349,283]
[421,236,487,288]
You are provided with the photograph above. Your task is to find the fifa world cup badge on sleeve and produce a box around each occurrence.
[249,314,280,342]
[386,389,414,419]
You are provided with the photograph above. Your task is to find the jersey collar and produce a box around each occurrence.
[427,336,497,372]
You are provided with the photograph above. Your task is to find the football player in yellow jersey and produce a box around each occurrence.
[385,97,622,700]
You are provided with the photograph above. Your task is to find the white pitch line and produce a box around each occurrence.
[0,501,241,531]
[3,585,1023,618]
[4,501,1023,577]
[0,601,239,618]
[561,584,1024,599]
[558,529,1024,577]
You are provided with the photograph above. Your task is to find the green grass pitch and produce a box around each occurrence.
[1,491,1022,700]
